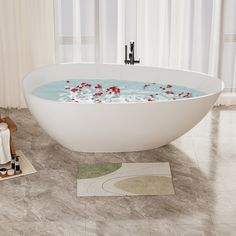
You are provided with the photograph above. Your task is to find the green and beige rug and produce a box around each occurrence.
[77,162,175,197]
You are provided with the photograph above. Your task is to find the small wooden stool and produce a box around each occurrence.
[0,115,17,157]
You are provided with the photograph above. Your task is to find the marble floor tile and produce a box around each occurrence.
[149,219,177,236]
[209,190,236,224]
[0,221,86,236]
[85,220,150,236]
[150,222,236,236]
[149,221,213,236]
[197,161,236,191]
[0,106,235,235]
[193,137,236,163]
[171,136,198,164]
[211,224,236,236]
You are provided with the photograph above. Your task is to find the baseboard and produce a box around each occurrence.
[214,92,236,106]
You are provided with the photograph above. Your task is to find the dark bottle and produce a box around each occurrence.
[15,156,21,174]
[11,154,15,170]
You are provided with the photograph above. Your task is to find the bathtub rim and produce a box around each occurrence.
[23,63,224,105]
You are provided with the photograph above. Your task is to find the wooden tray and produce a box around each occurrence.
[0,170,22,178]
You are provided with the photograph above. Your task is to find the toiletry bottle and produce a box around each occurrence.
[15,156,21,174]
[11,154,15,170]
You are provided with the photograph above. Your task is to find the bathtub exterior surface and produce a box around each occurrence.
[23,64,223,152]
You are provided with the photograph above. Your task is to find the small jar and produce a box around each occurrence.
[7,169,15,176]
[0,168,7,175]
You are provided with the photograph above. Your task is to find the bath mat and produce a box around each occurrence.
[0,150,37,181]
[77,162,175,197]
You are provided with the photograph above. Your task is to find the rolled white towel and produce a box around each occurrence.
[0,123,12,164]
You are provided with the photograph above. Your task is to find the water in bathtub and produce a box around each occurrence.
[33,79,206,104]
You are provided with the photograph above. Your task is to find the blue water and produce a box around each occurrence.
[33,79,206,103]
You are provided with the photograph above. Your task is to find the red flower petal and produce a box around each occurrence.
[166,91,174,95]
[95,84,102,89]
[71,88,78,93]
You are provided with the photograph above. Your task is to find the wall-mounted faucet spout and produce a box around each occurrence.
[124,41,140,65]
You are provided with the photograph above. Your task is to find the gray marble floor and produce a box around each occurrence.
[0,106,236,236]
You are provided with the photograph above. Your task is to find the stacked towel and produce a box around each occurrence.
[0,123,11,164]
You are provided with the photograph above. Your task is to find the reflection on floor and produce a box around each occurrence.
[0,106,235,236]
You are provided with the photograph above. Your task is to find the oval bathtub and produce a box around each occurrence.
[23,64,223,152]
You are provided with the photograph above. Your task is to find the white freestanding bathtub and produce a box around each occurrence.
[23,64,223,152]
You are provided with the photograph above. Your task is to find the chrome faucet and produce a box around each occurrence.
[124,41,140,65]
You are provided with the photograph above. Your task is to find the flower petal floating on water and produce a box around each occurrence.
[77,82,92,88]
[183,92,192,98]
[166,91,174,95]
[106,86,120,94]
[147,95,155,102]
[93,91,103,97]
[147,98,154,102]
[144,83,156,89]
[95,84,102,89]
[71,88,78,93]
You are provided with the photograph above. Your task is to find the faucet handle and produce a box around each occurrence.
[130,41,134,52]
